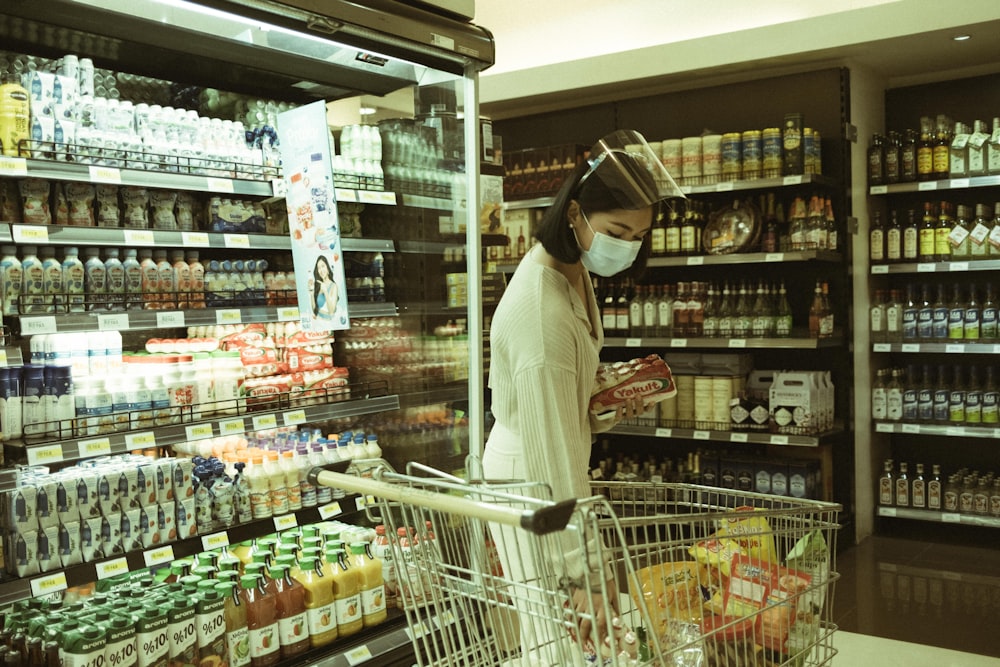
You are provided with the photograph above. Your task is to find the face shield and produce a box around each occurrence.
[578,129,685,209]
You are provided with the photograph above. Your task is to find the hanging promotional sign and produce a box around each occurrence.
[278,101,349,332]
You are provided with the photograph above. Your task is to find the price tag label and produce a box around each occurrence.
[0,349,7,366]
[358,190,385,204]
[715,181,735,192]
[434,610,456,627]
[917,263,936,272]
[902,424,921,434]
[670,338,688,348]
[252,414,278,431]
[219,418,246,436]
[215,309,242,325]
[484,261,497,274]
[355,496,368,511]
[21,315,56,336]
[201,531,230,551]
[182,232,210,247]
[949,262,969,272]
[270,178,288,198]
[79,437,112,457]
[871,264,889,274]
[945,427,964,436]
[273,513,298,531]
[782,175,803,186]
[625,338,641,348]
[873,343,891,352]
[123,229,155,245]
[918,181,938,191]
[901,344,920,352]
[206,177,236,194]
[950,178,970,189]
[143,545,175,567]
[870,185,888,195]
[730,433,749,443]
[994,429,1000,439]
[941,513,961,523]
[693,430,710,440]
[276,307,299,322]
[370,191,398,205]
[335,188,358,203]
[318,501,342,520]
[27,444,64,466]
[945,344,964,353]
[30,572,68,598]
[770,435,789,445]
[875,422,894,433]
[404,622,431,641]
[686,256,704,266]
[185,423,215,440]
[654,428,672,438]
[283,409,307,426]
[0,156,28,176]
[224,234,251,249]
[156,311,185,328]
[765,253,784,262]
[994,345,1000,355]
[880,507,897,517]
[12,225,50,243]
[125,431,157,449]
[95,557,130,580]
[89,165,122,184]
[345,645,372,666]
[98,313,130,331]
[728,339,747,348]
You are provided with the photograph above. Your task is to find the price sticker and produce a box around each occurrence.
[941,513,961,524]
[283,409,307,426]
[693,430,710,440]
[219,418,246,436]
[79,437,112,457]
[878,562,898,573]
[185,423,215,440]
[871,265,889,274]
[355,496,368,511]
[95,557,130,580]
[345,645,372,666]
[484,261,497,274]
[273,513,298,531]
[252,414,278,431]
[224,234,251,249]
[89,165,122,184]
[125,431,157,449]
[870,185,888,195]
[918,181,938,191]
[27,444,64,466]
[206,177,236,194]
[728,339,747,348]
[215,309,242,325]
[715,181,735,192]
[994,429,1000,439]
[143,545,175,567]
[770,435,789,445]
[369,191,397,205]
[782,175,803,186]
[270,178,288,198]
[950,178,970,189]
[730,433,749,443]
[318,501,342,520]
[276,307,299,322]
[625,338,641,348]
[182,232,210,247]
[30,572,68,598]
[98,313,130,331]
[686,256,704,266]
[875,422,894,433]
[902,424,921,434]
[945,427,964,436]
[404,621,431,640]
[945,344,964,353]
[654,428,672,438]
[201,531,230,551]
[916,263,936,273]
[901,344,920,353]
[156,311,185,328]
[949,262,969,272]
[12,225,50,243]
[123,229,155,245]
[670,338,688,348]
[994,345,1000,355]
[765,253,784,262]
[335,188,358,203]
[0,156,28,176]
[873,343,891,352]
[879,507,897,517]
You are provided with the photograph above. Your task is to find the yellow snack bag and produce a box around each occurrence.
[688,537,745,579]
[714,506,779,566]
[630,561,705,636]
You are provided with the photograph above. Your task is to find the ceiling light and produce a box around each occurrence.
[953,34,972,41]
[359,106,377,115]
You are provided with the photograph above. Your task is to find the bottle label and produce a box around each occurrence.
[911,480,926,508]
[917,309,933,339]
[886,229,901,260]
[887,390,903,420]
[970,223,990,246]
[602,312,616,330]
[169,613,198,663]
[870,230,884,261]
[615,312,629,332]
[196,604,227,660]
[361,585,386,616]
[902,389,918,421]
[932,308,949,339]
[935,227,952,256]
[278,612,309,647]
[879,477,893,505]
[819,314,834,336]
[948,308,965,339]
[902,308,918,339]
[650,228,665,255]
[629,303,643,329]
[871,389,887,420]
[226,627,251,667]
[918,228,935,257]
[63,649,107,667]
[137,623,170,667]
[307,603,337,636]
[982,391,999,423]
[949,391,966,422]
[106,633,138,667]
[960,492,974,513]
[917,147,933,175]
[903,228,918,259]
[927,481,942,510]
[895,479,909,507]
[870,307,883,332]
[248,625,279,659]
[917,390,933,421]
[933,390,950,421]
[932,144,950,174]
[943,490,959,512]
[948,225,970,248]
[965,309,981,339]
[249,489,271,519]
[335,594,362,626]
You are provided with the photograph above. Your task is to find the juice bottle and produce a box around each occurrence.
[215,582,250,667]
[40,246,63,314]
[135,607,169,667]
[61,246,85,313]
[263,451,289,516]
[166,597,197,667]
[326,547,362,637]
[172,250,191,310]
[349,541,387,627]
[60,623,106,667]
[194,587,227,667]
[155,250,176,310]
[139,248,159,310]
[187,252,205,309]
[273,553,300,580]
[122,248,142,311]
[0,76,30,157]
[269,564,309,659]
[232,540,255,569]
[281,451,302,511]
[246,455,272,520]
[292,556,338,647]
[239,575,279,667]
[100,614,137,667]
[82,247,106,312]
[371,525,397,610]
[104,247,126,312]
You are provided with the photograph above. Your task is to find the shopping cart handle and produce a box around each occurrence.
[306,461,353,487]
[521,498,576,535]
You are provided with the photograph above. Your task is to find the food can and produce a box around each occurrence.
[674,375,695,425]
[681,136,703,185]
[741,129,762,180]
[694,376,714,426]
[783,112,805,176]
[721,133,741,181]
[712,377,734,427]
[762,127,782,178]
[660,138,682,178]
[701,134,722,184]
[806,128,822,174]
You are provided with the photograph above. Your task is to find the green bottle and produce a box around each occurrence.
[135,607,169,667]
[195,588,228,667]
[60,623,106,667]
[167,598,198,667]
[101,614,138,667]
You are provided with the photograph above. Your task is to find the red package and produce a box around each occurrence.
[589,354,676,415]
[722,552,813,652]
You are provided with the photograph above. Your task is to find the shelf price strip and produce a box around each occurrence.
[30,572,68,598]
[318,501,342,520]
[345,645,372,666]
[201,531,230,551]
[95,557,130,580]
[27,444,64,466]
[273,513,298,531]
[143,545,175,567]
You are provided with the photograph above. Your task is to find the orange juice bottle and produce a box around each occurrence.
[239,575,279,667]
[325,546,362,637]
[291,556,337,647]
[269,564,310,659]
[349,542,387,627]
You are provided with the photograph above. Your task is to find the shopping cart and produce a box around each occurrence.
[311,461,841,667]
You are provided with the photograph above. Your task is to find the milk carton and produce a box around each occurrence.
[58,521,83,568]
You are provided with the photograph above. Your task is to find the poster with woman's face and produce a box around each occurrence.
[278,101,350,332]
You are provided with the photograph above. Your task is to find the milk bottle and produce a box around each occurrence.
[20,245,45,314]
[154,250,175,309]
[62,246,85,313]
[83,247,106,311]
[122,248,142,310]
[0,245,23,316]
[39,246,64,313]
[104,248,125,311]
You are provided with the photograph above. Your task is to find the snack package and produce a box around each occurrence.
[1,180,22,223]
[175,191,195,231]
[52,181,69,225]
[120,186,149,229]
[723,553,813,653]
[629,561,705,643]
[65,182,96,227]
[783,530,829,658]
[689,537,746,616]
[714,507,779,567]
[19,178,52,225]
[150,189,178,230]
[590,354,676,416]
[96,184,121,227]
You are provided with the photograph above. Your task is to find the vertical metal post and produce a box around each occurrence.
[464,64,485,459]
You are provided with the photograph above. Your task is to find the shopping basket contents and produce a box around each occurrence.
[311,462,840,667]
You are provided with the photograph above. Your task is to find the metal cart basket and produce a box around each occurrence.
[312,462,841,667]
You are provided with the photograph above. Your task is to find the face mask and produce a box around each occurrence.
[577,211,642,277]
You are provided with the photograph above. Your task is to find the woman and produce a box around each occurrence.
[312,255,338,319]
[483,130,683,665]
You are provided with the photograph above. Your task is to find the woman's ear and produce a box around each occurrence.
[566,199,581,229]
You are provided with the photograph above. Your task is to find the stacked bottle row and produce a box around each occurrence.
[879,459,1000,517]
[0,519,391,667]
[867,114,1000,186]
[869,202,1000,264]
[869,282,999,343]
[595,279,835,338]
[871,364,1000,425]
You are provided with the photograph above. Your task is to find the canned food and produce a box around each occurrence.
[741,130,762,180]
[661,138,682,178]
[806,128,822,174]
[762,127,782,178]
[681,136,703,185]
[721,133,741,181]
[702,134,722,184]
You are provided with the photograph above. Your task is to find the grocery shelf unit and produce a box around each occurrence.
[0,1,494,664]
[492,68,856,520]
[864,71,1000,541]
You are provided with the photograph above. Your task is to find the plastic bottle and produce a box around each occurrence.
[122,249,142,311]
[295,446,317,509]
[62,247,85,313]
[364,434,382,458]
[370,525,396,610]
[240,575,279,667]
[246,455,272,520]
[169,250,191,310]
[59,623,106,667]
[83,247,106,312]
[0,245,22,317]
[0,366,24,441]
[187,252,205,309]
[21,364,46,438]
[139,249,159,310]
[310,446,333,504]
[194,587,227,667]
[290,556,338,647]
[104,247,125,311]
[263,451,289,516]
[135,607,170,667]
[280,451,302,511]
[155,250,176,310]
[215,582,250,667]
[20,245,45,314]
[268,564,309,659]
[40,246,63,314]
[166,597,197,667]
[326,547,362,637]
[100,614,136,667]
[349,542,387,627]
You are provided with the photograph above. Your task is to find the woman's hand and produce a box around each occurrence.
[612,396,646,425]
[571,579,619,650]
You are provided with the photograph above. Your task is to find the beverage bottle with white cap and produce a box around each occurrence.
[83,247,106,311]
[0,245,23,316]
[104,247,125,311]
[155,249,175,309]
[20,245,45,314]
[122,248,142,310]
[62,246,85,312]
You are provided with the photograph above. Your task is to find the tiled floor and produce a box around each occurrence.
[833,535,1000,661]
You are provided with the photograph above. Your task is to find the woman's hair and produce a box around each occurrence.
[312,255,333,315]
[534,154,658,279]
